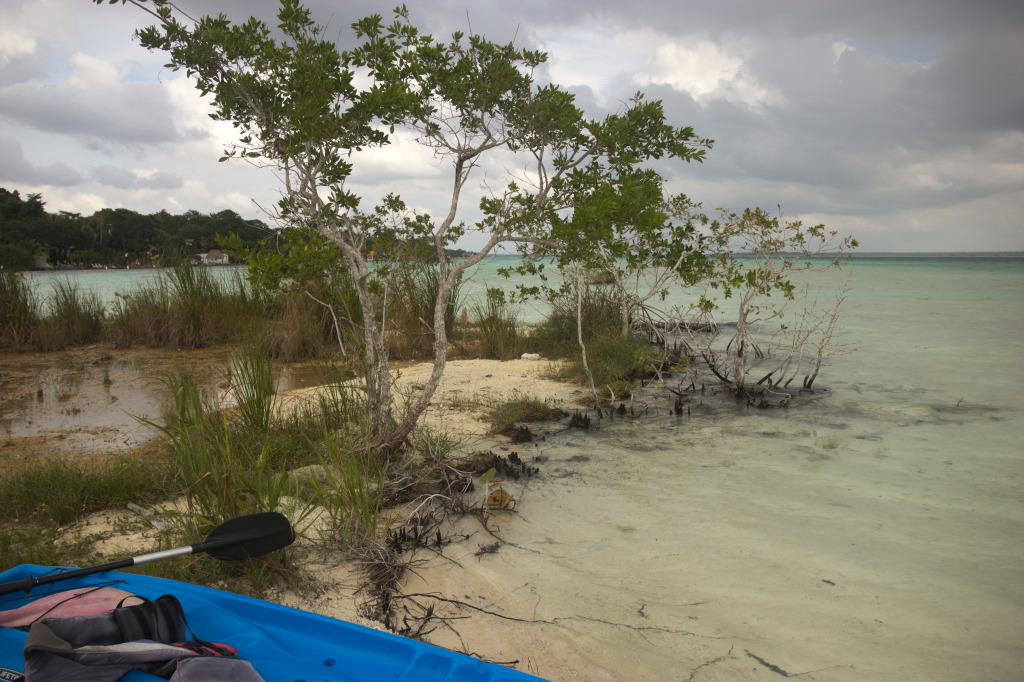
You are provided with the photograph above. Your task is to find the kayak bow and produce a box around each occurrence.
[0,564,546,681]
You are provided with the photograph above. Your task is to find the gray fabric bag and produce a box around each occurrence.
[22,596,265,682]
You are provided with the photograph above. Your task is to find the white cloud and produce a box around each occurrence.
[636,40,780,108]
[0,30,36,65]
[165,75,232,151]
[831,40,854,66]
[39,190,108,216]
[538,28,655,103]
[218,191,259,214]
[66,52,126,89]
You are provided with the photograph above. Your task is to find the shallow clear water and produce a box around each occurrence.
[473,257,1024,680]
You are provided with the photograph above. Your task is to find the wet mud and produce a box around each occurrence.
[0,347,328,473]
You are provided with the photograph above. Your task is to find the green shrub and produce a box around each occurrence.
[525,284,622,359]
[0,243,35,271]
[567,331,660,393]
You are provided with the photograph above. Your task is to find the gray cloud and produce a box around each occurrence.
[0,81,182,147]
[0,136,81,186]
[0,50,49,87]
[0,0,1019,251]
[922,30,1024,133]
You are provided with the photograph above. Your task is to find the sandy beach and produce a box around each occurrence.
[270,357,667,680]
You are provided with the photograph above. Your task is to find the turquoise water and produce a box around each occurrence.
[472,256,1024,681]
[20,257,1024,680]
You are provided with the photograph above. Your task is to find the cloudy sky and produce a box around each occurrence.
[1,0,1022,252]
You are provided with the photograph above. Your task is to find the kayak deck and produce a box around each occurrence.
[0,564,545,681]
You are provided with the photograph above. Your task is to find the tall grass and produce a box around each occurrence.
[2,260,468,360]
[143,370,296,539]
[229,348,277,432]
[385,263,461,359]
[257,290,330,361]
[309,434,388,551]
[109,264,268,349]
[142,351,384,553]
[280,363,364,438]
[0,273,105,351]
[34,278,106,350]
[467,288,520,360]
[0,270,38,349]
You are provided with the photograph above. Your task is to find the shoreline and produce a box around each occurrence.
[6,347,1023,681]
[279,358,596,679]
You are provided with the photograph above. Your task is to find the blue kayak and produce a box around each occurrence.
[0,564,546,681]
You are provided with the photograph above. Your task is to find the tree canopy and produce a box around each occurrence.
[104,0,714,451]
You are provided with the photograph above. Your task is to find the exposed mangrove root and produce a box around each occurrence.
[461,450,539,480]
[507,425,534,443]
[746,650,793,677]
[399,592,549,624]
[744,650,851,678]
[568,410,591,429]
[474,541,501,559]
[354,544,429,635]
[386,523,446,553]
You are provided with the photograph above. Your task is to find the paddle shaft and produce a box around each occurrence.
[0,511,294,597]
[0,545,199,596]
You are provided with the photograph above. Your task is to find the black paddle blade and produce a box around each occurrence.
[196,512,295,561]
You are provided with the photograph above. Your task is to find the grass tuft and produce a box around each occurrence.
[487,395,563,435]
[4,459,170,526]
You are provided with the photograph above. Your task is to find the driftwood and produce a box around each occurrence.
[126,502,173,532]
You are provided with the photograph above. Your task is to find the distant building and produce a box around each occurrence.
[200,249,230,265]
[32,254,50,269]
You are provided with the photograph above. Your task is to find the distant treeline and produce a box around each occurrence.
[0,187,271,270]
[0,188,479,271]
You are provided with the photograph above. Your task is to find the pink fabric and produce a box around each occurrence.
[0,587,142,628]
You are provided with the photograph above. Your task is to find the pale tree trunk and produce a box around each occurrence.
[565,263,600,405]
[383,209,506,449]
[345,248,396,452]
